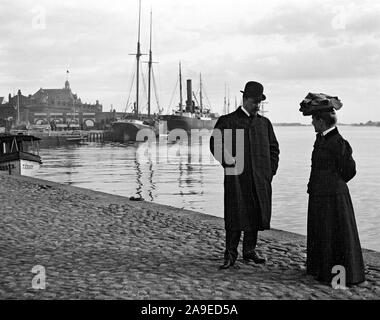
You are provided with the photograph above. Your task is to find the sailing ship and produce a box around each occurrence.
[0,133,42,176]
[111,1,159,142]
[160,64,218,132]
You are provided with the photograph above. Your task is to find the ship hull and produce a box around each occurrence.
[11,130,86,148]
[0,152,41,176]
[36,134,85,147]
[160,115,218,132]
[111,121,158,142]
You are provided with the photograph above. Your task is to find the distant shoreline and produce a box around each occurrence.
[273,123,309,126]
[273,123,380,127]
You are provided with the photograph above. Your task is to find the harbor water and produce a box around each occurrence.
[31,126,380,251]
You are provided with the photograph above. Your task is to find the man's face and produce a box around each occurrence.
[244,97,261,113]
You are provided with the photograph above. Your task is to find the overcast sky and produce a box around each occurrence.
[1,0,380,123]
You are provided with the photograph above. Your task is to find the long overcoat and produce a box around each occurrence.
[210,107,280,231]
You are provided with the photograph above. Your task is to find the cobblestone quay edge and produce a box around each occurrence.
[1,172,379,299]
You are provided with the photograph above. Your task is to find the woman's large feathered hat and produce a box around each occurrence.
[299,92,343,116]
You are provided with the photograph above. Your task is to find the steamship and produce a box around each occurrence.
[160,65,218,132]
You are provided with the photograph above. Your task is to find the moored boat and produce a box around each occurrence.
[11,127,87,147]
[111,118,158,142]
[160,66,218,133]
[110,2,160,142]
[0,134,42,176]
[160,113,217,132]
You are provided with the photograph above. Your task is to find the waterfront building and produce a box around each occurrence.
[2,80,103,129]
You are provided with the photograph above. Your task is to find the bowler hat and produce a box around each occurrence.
[240,81,266,101]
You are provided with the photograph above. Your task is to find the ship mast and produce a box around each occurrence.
[260,101,269,116]
[17,90,20,125]
[179,62,183,115]
[223,83,227,115]
[227,85,230,114]
[199,73,203,114]
[135,0,142,117]
[147,8,152,117]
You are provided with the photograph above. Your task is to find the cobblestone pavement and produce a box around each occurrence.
[1,172,379,300]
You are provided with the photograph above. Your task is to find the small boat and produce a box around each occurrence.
[11,127,87,147]
[54,130,87,143]
[0,133,42,176]
[65,136,84,142]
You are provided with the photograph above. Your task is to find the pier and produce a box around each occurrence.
[85,130,105,143]
[0,171,379,299]
[83,130,113,143]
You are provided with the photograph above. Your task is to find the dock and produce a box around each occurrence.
[83,130,112,143]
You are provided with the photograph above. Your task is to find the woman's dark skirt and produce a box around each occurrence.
[307,193,365,285]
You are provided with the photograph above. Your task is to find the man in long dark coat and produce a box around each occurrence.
[210,81,280,269]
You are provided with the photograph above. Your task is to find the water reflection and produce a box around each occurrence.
[134,158,143,199]
[132,147,156,202]
[31,127,380,251]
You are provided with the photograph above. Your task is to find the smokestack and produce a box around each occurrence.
[186,79,192,112]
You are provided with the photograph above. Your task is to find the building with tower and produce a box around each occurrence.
[1,78,103,129]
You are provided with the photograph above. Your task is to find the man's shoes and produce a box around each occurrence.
[243,251,266,264]
[219,252,238,270]
[219,257,235,269]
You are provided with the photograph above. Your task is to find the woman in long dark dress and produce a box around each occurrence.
[300,93,365,285]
